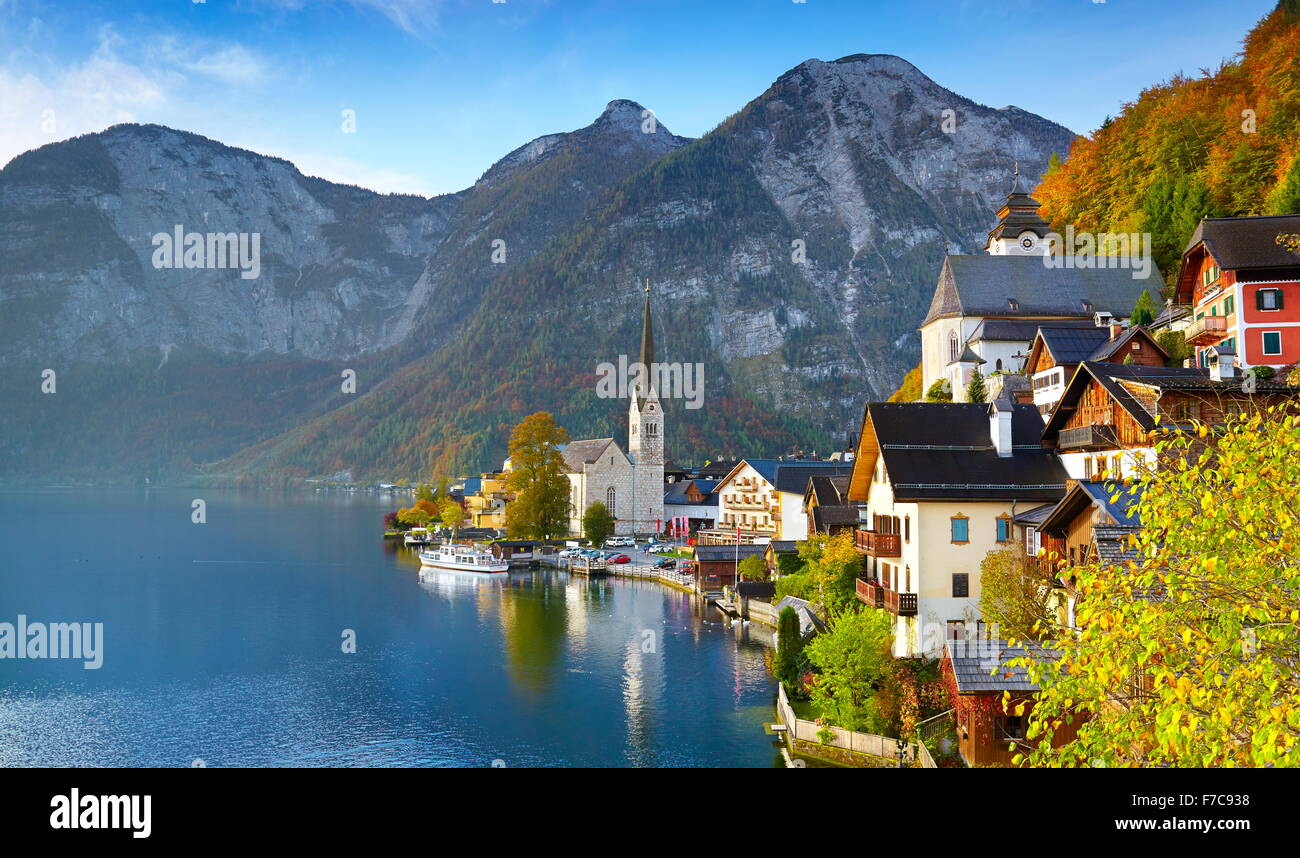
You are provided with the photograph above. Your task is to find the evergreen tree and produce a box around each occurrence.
[774,606,806,691]
[965,371,987,404]
[1131,289,1156,326]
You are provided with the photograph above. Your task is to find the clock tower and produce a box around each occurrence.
[627,282,665,535]
[984,163,1052,256]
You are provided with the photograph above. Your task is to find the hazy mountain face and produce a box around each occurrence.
[0,56,1074,484]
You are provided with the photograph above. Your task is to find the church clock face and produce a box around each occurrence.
[1019,232,1036,252]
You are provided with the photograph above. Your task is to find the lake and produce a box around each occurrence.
[0,489,780,767]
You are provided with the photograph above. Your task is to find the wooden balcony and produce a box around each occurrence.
[854,529,901,557]
[1057,424,1116,451]
[1184,315,1228,347]
[855,579,916,616]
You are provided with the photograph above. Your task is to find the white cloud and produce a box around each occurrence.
[279,149,433,196]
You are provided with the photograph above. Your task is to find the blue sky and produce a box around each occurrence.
[0,0,1280,195]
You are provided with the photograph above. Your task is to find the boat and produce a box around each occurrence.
[404,527,431,546]
[418,543,509,574]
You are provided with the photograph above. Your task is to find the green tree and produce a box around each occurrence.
[965,370,987,404]
[416,483,435,503]
[738,553,768,581]
[805,608,895,734]
[504,412,572,540]
[1131,289,1156,327]
[924,379,952,403]
[774,606,807,691]
[1156,329,1189,367]
[582,501,615,548]
[1015,407,1300,767]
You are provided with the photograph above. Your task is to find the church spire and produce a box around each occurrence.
[637,279,655,407]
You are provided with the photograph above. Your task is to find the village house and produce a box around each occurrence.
[943,639,1079,767]
[1175,214,1300,372]
[692,543,767,592]
[699,460,852,545]
[462,473,509,529]
[802,474,860,536]
[662,478,719,534]
[919,180,1162,402]
[1024,324,1168,419]
[847,401,1069,657]
[1041,360,1298,482]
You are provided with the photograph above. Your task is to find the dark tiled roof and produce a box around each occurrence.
[946,640,1060,694]
[1089,325,1166,362]
[693,543,768,562]
[924,255,1162,325]
[1093,524,1142,565]
[1185,215,1300,271]
[811,505,861,532]
[807,474,850,506]
[1037,325,1112,364]
[1079,481,1144,527]
[969,317,1091,344]
[732,460,853,494]
[663,479,719,506]
[862,402,1068,501]
[560,438,614,472]
[767,540,798,554]
[1012,503,1056,526]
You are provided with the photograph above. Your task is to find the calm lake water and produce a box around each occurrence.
[0,489,780,767]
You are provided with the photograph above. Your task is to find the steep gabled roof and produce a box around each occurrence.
[1184,214,1300,271]
[1040,480,1144,536]
[924,255,1162,326]
[1043,362,1297,436]
[850,402,1068,502]
[560,438,615,472]
[721,460,852,495]
[1088,325,1167,362]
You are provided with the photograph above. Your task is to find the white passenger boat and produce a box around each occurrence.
[418,543,509,574]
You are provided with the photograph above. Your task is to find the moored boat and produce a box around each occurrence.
[418,543,509,574]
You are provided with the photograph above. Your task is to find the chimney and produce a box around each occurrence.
[989,400,1013,457]
[1110,323,1124,340]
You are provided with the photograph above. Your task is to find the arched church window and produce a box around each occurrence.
[949,332,959,363]
[607,487,616,515]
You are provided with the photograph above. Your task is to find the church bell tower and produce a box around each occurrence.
[628,281,665,534]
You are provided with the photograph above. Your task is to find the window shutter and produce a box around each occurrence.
[1257,290,1265,311]
[1278,290,1285,310]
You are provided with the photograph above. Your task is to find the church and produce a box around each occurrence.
[918,171,1163,402]
[563,286,666,537]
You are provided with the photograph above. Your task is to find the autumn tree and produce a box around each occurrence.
[978,544,1057,641]
[438,498,463,536]
[582,501,615,548]
[504,411,571,540]
[888,364,923,403]
[1015,407,1300,767]
[794,532,863,615]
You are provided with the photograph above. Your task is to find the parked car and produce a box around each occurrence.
[608,554,631,564]
[653,558,676,569]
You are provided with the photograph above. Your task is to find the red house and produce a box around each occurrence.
[1175,215,1300,371]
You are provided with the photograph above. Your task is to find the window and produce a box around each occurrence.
[904,515,910,543]
[1131,341,1140,351]
[949,332,959,363]
[1225,295,1235,316]
[1202,264,1220,287]
[1263,331,1282,356]
[1258,289,1284,311]
[606,487,616,515]
[950,515,969,544]
[1001,715,1027,741]
[952,573,969,598]
[1083,457,1093,480]
[995,516,1011,543]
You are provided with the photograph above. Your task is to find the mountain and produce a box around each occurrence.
[0,57,1074,485]
[1034,1,1300,285]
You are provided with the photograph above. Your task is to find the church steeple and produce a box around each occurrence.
[636,280,656,408]
[985,161,1051,256]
